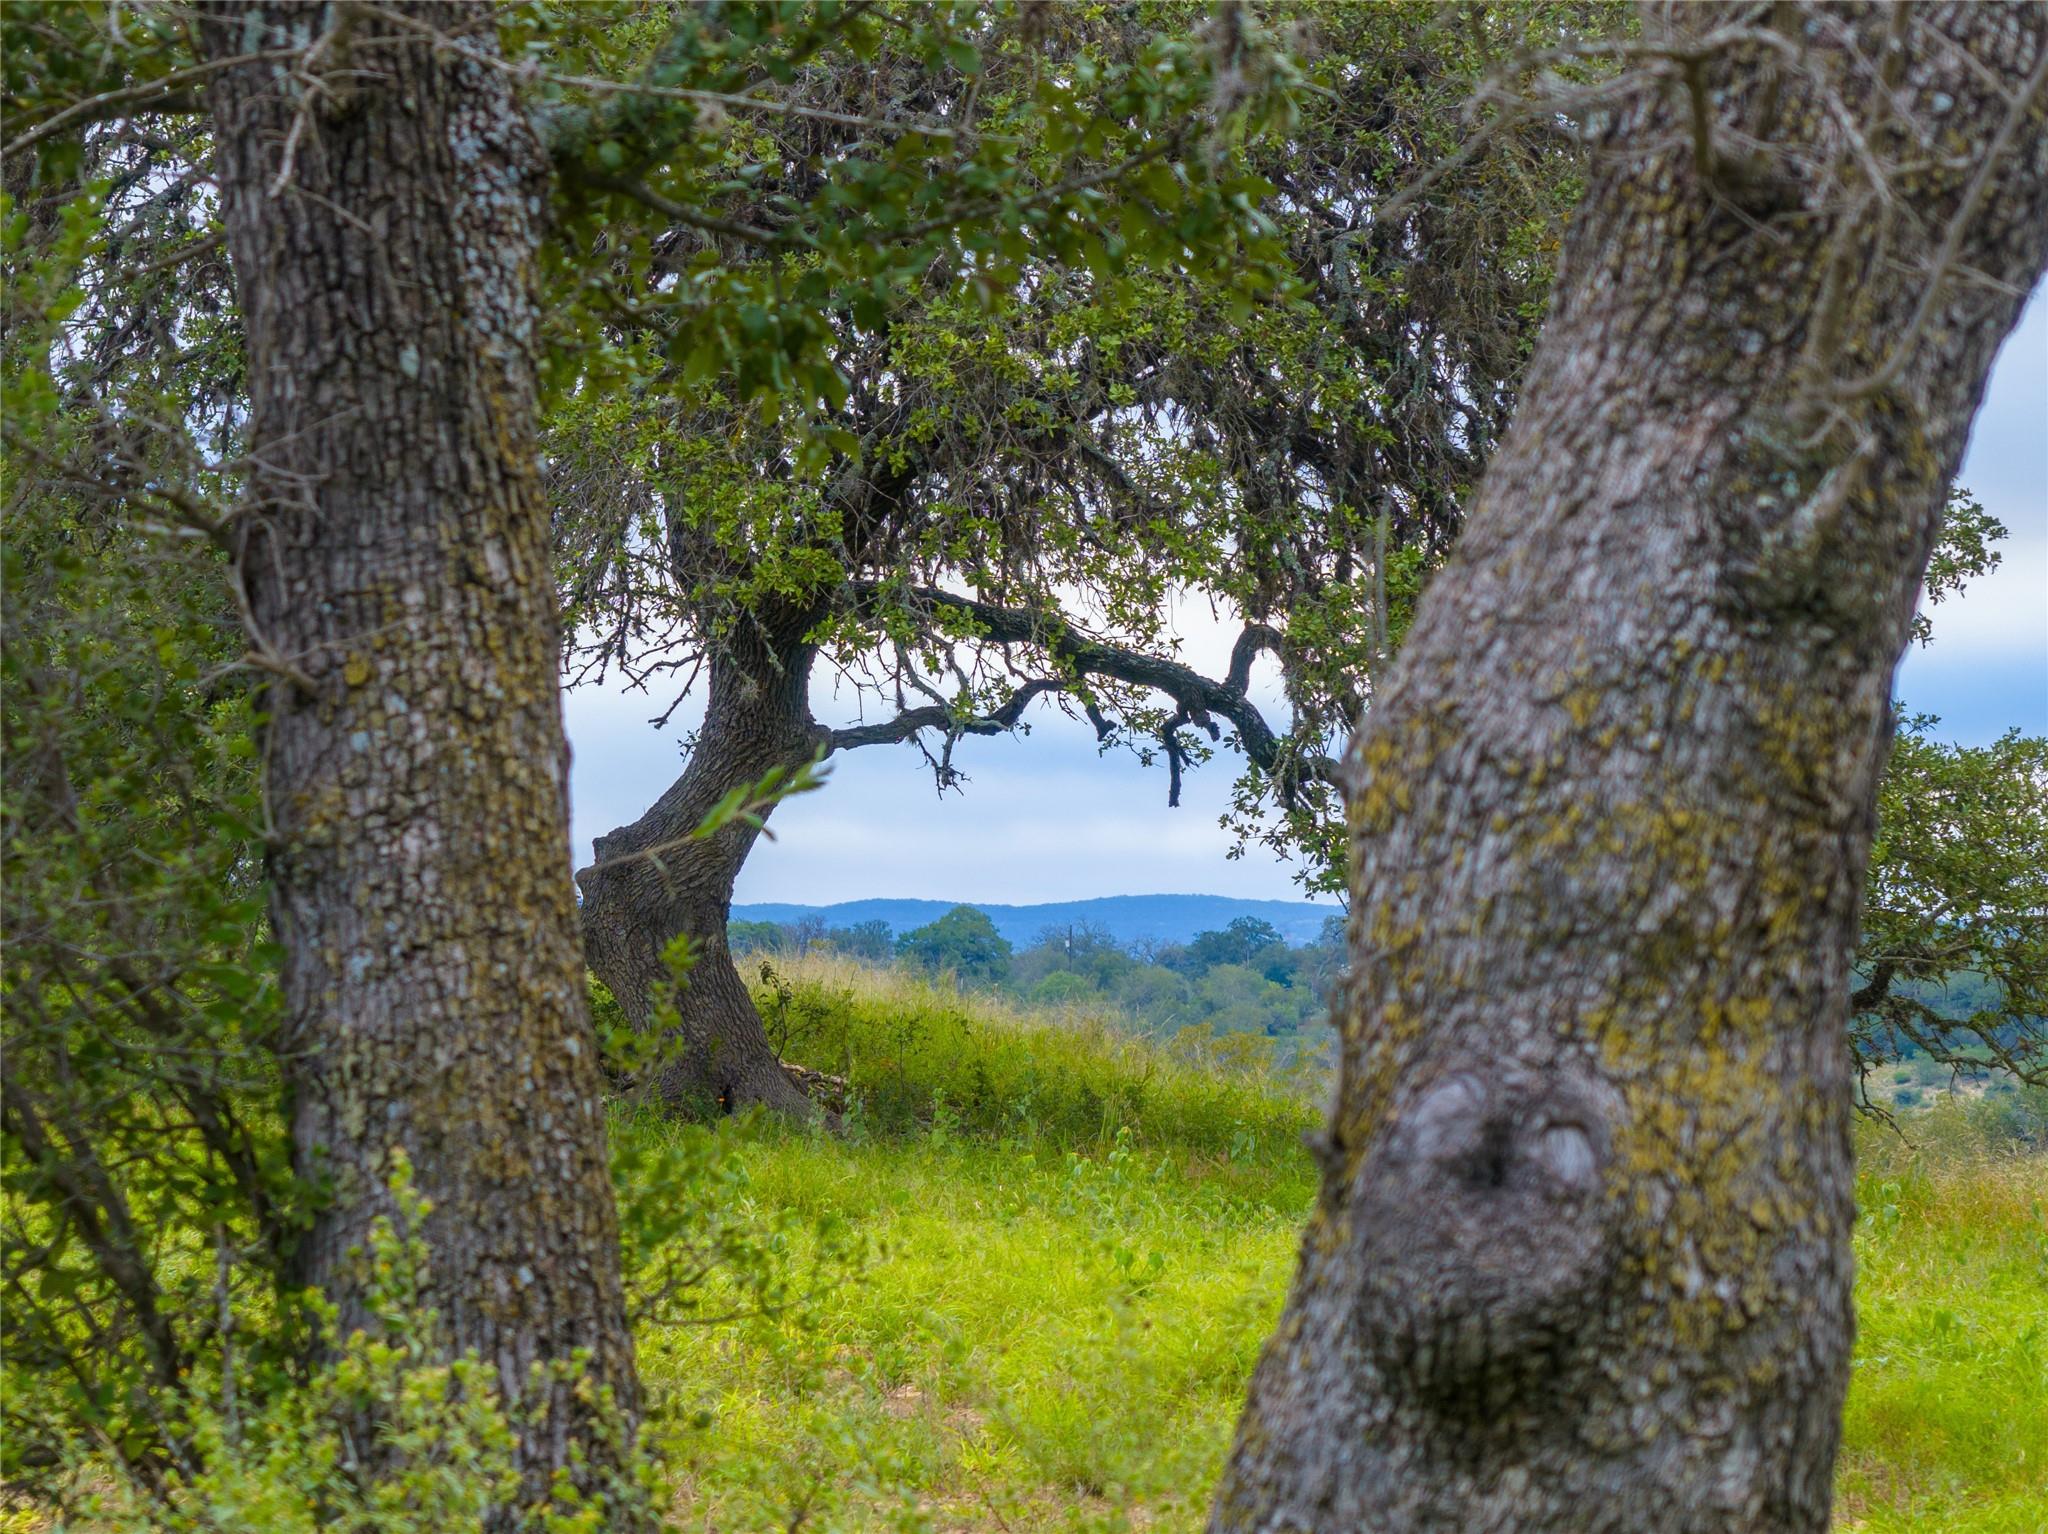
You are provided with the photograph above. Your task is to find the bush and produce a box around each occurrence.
[70,1155,651,1534]
[1976,1083,2048,1149]
[1030,971,1096,1006]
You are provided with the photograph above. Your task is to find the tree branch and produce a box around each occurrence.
[1848,959,1897,1015]
[828,677,1063,752]
[362,3,974,140]
[574,171,779,246]
[846,584,1339,800]
[2,49,307,159]
[0,1079,184,1393]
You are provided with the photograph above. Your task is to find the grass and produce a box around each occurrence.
[1836,1101,2048,1533]
[615,957,2048,1532]
[633,1127,1303,1531]
[624,957,1318,1532]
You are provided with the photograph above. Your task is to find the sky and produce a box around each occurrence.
[564,293,2048,909]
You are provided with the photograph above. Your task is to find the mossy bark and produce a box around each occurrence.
[203,5,642,1518]
[576,614,822,1118]
[1212,7,2048,1532]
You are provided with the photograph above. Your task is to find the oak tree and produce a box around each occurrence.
[557,0,1584,1113]
[1211,4,2048,1530]
[196,2,645,1514]
[1854,713,2047,1092]
[3,0,1310,1505]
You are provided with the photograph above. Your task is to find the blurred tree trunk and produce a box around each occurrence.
[1212,6,2048,1533]
[203,4,643,1518]
[577,612,821,1118]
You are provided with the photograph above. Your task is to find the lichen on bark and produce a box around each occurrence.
[202,4,645,1521]
[1212,5,2048,1531]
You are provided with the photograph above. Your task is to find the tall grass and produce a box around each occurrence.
[611,957,1321,1530]
[23,962,2031,1530]
[754,953,1322,1168]
[1837,1097,2048,1533]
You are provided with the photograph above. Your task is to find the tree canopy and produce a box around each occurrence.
[896,904,1013,984]
[554,0,1589,888]
[1855,715,2048,1091]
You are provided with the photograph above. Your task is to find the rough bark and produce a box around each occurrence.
[202,5,642,1516]
[1212,7,2048,1533]
[577,613,823,1118]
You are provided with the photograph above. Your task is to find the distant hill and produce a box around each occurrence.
[729,893,1343,949]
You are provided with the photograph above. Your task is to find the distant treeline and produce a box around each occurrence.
[731,910,2036,1069]
[731,908,1349,1059]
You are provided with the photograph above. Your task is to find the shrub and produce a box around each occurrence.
[69,1155,651,1534]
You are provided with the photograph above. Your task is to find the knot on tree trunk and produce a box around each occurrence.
[1350,1066,1622,1418]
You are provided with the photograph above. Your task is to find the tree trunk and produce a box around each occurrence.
[576,617,822,1118]
[1213,8,2048,1534]
[203,6,643,1519]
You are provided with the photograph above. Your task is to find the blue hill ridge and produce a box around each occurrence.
[728,893,1342,949]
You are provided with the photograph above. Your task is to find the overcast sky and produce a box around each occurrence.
[564,293,2048,909]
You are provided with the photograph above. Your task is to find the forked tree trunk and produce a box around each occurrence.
[204,6,643,1519]
[577,617,821,1118]
[1213,8,2048,1533]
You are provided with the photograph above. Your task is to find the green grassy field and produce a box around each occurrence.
[1836,1102,2048,1533]
[619,956,2048,1533]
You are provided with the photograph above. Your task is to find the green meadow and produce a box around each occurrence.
[611,957,2048,1533]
